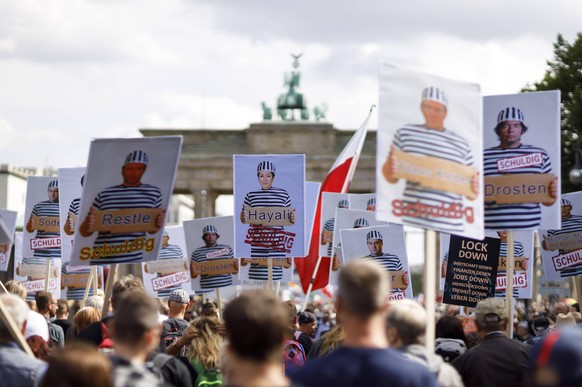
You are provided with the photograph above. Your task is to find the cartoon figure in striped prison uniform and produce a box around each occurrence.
[64,174,84,236]
[191,225,234,289]
[25,179,61,265]
[153,230,186,297]
[366,197,376,212]
[240,161,296,281]
[543,199,582,278]
[321,199,349,257]
[494,231,524,298]
[384,87,479,233]
[79,150,164,264]
[484,107,557,230]
[365,230,405,294]
[331,217,369,272]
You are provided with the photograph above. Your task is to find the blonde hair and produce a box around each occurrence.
[319,324,345,356]
[189,317,223,371]
[73,307,101,333]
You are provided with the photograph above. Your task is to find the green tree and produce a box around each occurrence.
[523,33,582,193]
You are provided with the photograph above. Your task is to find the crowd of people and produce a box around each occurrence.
[1,261,581,387]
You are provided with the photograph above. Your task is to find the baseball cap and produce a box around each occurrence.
[475,298,506,324]
[530,327,582,386]
[25,310,49,341]
[169,289,189,304]
[124,150,149,166]
[497,107,525,124]
[422,87,448,108]
[298,311,317,326]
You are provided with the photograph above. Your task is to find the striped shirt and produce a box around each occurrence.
[91,184,163,264]
[156,244,185,297]
[367,253,403,293]
[484,145,551,230]
[191,243,234,289]
[547,214,582,277]
[243,187,291,281]
[62,263,94,300]
[30,200,62,258]
[495,241,524,298]
[323,218,334,257]
[393,125,473,233]
[68,198,81,215]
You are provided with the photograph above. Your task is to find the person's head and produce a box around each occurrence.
[385,299,426,347]
[112,292,160,353]
[366,197,376,211]
[0,294,29,341]
[121,150,148,186]
[516,321,529,337]
[494,107,528,148]
[85,295,104,312]
[297,312,317,336]
[56,299,69,318]
[420,87,447,130]
[5,279,27,299]
[162,231,169,247]
[35,291,57,317]
[47,179,59,203]
[257,161,275,190]
[282,300,298,330]
[168,289,189,315]
[435,315,466,342]
[202,225,219,247]
[110,275,145,311]
[39,343,113,387]
[554,302,569,316]
[224,291,288,363]
[571,302,580,313]
[353,218,369,229]
[530,327,582,387]
[189,317,223,371]
[336,259,389,322]
[533,316,551,336]
[561,198,573,219]
[475,298,507,334]
[555,313,576,328]
[200,301,219,318]
[366,230,383,256]
[73,307,101,333]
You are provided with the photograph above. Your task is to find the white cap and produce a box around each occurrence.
[497,107,525,124]
[366,230,383,241]
[124,150,149,166]
[25,310,49,341]
[257,161,275,174]
[422,87,447,108]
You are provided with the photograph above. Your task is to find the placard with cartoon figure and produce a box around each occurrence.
[328,246,344,286]
[483,91,561,231]
[377,64,483,239]
[142,225,191,298]
[234,155,305,282]
[319,193,350,259]
[185,216,240,291]
[341,224,412,300]
[303,182,321,256]
[0,209,17,272]
[541,192,582,280]
[70,137,182,266]
[58,167,86,262]
[331,208,388,250]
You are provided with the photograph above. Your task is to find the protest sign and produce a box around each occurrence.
[0,209,17,272]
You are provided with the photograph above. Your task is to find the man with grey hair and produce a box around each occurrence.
[289,260,437,387]
[0,293,45,386]
[452,298,530,387]
[386,299,463,387]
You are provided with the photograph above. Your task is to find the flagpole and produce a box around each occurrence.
[302,255,323,310]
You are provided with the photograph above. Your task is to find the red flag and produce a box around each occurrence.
[294,108,373,293]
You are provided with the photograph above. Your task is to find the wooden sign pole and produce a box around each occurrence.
[101,264,118,318]
[82,268,95,305]
[267,259,273,293]
[44,259,52,291]
[215,288,222,321]
[506,231,515,338]
[424,229,437,353]
[92,266,98,295]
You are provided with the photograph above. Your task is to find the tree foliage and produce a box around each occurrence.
[523,33,582,193]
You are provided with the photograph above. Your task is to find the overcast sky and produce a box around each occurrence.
[1,0,581,170]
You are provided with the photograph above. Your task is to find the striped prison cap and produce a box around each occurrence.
[366,230,383,241]
[48,180,58,189]
[497,107,525,124]
[337,200,349,209]
[367,197,376,207]
[124,150,149,166]
[422,87,448,108]
[257,161,275,174]
[353,218,369,228]
[202,225,219,236]
[562,198,572,206]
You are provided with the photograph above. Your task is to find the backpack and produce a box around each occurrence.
[191,359,222,387]
[98,320,114,352]
[160,318,189,356]
[283,339,306,371]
